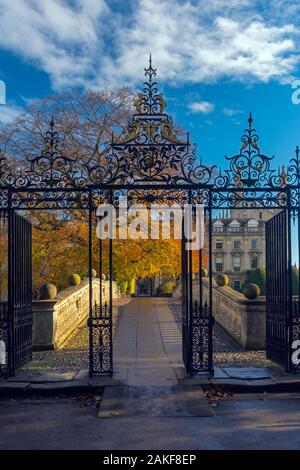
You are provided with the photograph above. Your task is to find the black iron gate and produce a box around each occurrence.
[88,203,113,376]
[0,211,32,378]
[181,203,213,375]
[266,209,292,371]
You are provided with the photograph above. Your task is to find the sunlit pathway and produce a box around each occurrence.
[113,298,184,386]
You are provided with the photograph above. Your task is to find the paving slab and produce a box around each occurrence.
[6,370,37,382]
[88,377,122,388]
[0,381,29,391]
[28,381,89,392]
[73,369,89,381]
[179,376,211,386]
[209,377,276,391]
[271,374,300,384]
[212,368,229,379]
[32,370,77,383]
[222,367,272,380]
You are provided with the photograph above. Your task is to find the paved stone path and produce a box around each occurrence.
[113,297,183,386]
[98,298,212,418]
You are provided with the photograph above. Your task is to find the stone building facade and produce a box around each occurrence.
[212,207,274,291]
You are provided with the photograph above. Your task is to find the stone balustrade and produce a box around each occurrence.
[33,279,121,350]
[173,277,266,349]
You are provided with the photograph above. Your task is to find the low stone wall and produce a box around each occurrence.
[173,278,266,350]
[32,279,121,350]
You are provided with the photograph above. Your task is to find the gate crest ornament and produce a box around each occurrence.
[215,113,287,191]
[95,55,214,186]
[26,117,78,188]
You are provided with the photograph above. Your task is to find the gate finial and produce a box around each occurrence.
[144,53,157,82]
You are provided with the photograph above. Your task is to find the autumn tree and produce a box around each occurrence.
[0,89,208,294]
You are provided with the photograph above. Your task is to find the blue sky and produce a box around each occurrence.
[0,0,300,170]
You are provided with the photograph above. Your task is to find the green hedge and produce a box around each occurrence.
[243,268,266,295]
[243,266,299,295]
[159,281,176,295]
[127,278,136,295]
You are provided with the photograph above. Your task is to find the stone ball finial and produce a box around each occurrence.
[39,283,57,300]
[216,274,229,287]
[201,268,208,277]
[69,274,81,286]
[243,283,260,299]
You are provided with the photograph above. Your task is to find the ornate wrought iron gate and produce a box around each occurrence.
[2,57,300,377]
[0,211,32,377]
[266,209,292,371]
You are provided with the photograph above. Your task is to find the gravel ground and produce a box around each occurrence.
[24,297,273,371]
[167,298,274,368]
[23,298,130,372]
[25,325,90,371]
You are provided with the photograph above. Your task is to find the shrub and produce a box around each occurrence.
[243,283,260,299]
[127,278,136,295]
[39,283,57,300]
[119,280,128,294]
[243,267,299,295]
[216,274,229,287]
[69,274,81,286]
[160,281,176,295]
[243,268,266,295]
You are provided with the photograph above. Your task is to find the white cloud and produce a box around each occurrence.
[0,104,22,123]
[223,107,243,116]
[0,0,107,89]
[0,0,299,90]
[188,101,215,114]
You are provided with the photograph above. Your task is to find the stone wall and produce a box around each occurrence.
[32,279,121,350]
[173,278,266,350]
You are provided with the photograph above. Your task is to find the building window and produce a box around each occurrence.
[233,256,241,272]
[216,257,223,272]
[216,240,223,249]
[229,220,241,232]
[229,226,241,232]
[251,257,258,269]
[247,219,259,232]
[233,240,241,249]
[233,280,241,291]
[251,239,258,249]
[213,221,224,233]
